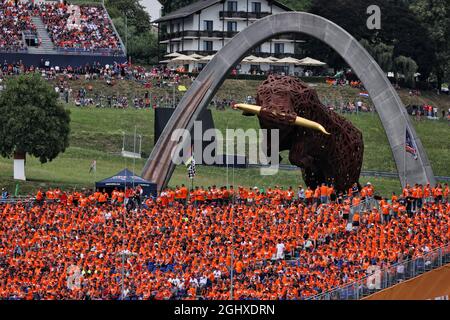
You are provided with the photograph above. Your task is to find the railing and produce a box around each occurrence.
[55,47,125,56]
[219,11,271,19]
[0,46,28,53]
[160,30,238,41]
[0,196,35,204]
[307,243,450,300]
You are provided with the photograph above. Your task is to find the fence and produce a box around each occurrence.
[56,47,124,56]
[0,196,35,205]
[308,243,450,300]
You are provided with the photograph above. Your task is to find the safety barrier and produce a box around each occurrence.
[308,243,450,300]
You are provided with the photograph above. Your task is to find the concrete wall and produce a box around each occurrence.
[0,52,126,68]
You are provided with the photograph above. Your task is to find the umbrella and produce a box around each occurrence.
[242,57,270,64]
[266,56,279,62]
[170,55,198,63]
[241,55,258,62]
[197,54,215,63]
[165,52,182,58]
[188,53,204,59]
[297,57,327,66]
[273,57,301,65]
[272,57,300,75]
[159,59,172,64]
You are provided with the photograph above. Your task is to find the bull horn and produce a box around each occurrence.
[234,103,330,135]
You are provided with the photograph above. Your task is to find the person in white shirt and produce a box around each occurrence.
[276,241,285,260]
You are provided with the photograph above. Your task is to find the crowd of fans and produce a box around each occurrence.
[0,60,190,107]
[0,181,448,300]
[406,103,450,121]
[0,0,123,54]
[325,99,373,113]
[39,1,122,54]
[0,0,36,52]
[0,58,448,117]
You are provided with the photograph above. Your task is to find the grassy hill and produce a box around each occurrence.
[47,76,450,112]
[0,102,448,197]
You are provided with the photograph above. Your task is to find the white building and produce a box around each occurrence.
[154,0,303,73]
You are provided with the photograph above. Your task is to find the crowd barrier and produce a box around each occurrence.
[308,243,450,300]
[56,47,124,56]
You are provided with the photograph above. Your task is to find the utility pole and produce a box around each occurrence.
[125,14,128,59]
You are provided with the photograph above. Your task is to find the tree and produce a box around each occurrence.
[394,55,419,87]
[278,0,311,11]
[160,0,311,15]
[160,0,195,15]
[113,17,162,64]
[360,39,394,73]
[106,0,151,33]
[305,0,435,81]
[411,0,450,89]
[0,74,71,180]
[105,0,163,64]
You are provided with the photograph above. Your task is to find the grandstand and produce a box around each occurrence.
[0,0,126,67]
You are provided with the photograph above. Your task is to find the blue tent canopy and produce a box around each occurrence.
[95,168,157,198]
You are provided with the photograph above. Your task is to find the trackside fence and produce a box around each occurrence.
[307,243,450,300]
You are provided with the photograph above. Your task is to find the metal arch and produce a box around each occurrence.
[142,12,435,190]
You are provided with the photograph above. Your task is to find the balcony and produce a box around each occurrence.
[247,52,303,60]
[219,11,271,20]
[160,30,238,42]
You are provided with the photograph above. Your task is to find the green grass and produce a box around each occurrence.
[0,104,448,197]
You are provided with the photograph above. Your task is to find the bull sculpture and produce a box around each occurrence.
[235,75,363,192]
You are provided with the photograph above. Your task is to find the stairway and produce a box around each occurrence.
[28,16,57,54]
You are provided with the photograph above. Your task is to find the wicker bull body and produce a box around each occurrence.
[247,75,364,192]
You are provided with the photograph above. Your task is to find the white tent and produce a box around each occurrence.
[297,57,327,66]
[267,56,279,62]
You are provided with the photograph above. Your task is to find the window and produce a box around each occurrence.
[251,2,261,13]
[253,45,261,53]
[227,21,237,32]
[204,41,213,51]
[227,1,237,12]
[204,20,213,31]
[274,43,285,54]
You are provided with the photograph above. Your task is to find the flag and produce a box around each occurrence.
[359,92,369,98]
[89,160,97,173]
[187,158,196,180]
[178,85,187,92]
[185,145,196,179]
[405,128,418,160]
